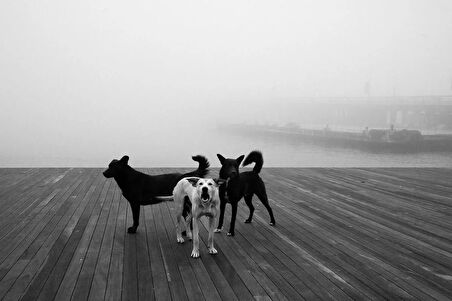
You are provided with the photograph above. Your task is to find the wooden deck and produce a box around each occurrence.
[0,168,451,300]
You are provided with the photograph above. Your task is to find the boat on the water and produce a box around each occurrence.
[219,123,452,153]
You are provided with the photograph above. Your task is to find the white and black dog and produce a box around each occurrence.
[173,177,224,258]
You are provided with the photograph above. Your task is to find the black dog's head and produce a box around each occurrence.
[103,155,129,178]
[217,154,245,180]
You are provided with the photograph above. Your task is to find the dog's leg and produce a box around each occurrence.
[227,202,238,236]
[181,211,187,236]
[244,194,255,223]
[207,216,218,255]
[185,213,193,240]
[256,188,276,226]
[191,217,200,258]
[176,214,184,243]
[214,198,226,233]
[128,202,140,233]
[181,196,190,236]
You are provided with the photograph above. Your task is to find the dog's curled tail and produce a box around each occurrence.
[192,155,210,177]
[243,150,263,173]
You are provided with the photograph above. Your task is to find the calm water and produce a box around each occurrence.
[2,127,452,168]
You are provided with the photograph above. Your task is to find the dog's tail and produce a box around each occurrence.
[243,150,263,173]
[184,155,210,178]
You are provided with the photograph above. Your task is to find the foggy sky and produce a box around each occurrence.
[1,0,452,166]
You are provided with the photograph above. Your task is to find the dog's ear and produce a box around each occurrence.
[213,178,226,186]
[236,155,245,165]
[217,154,226,165]
[186,177,200,187]
[120,155,129,164]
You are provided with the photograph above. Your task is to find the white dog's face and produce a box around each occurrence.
[187,178,222,203]
[196,178,217,203]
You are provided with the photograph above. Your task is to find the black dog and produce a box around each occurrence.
[103,155,209,233]
[215,150,275,236]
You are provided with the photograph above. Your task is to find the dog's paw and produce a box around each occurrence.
[208,247,218,255]
[226,232,234,236]
[127,227,137,234]
[214,228,222,233]
[191,249,200,258]
[177,237,185,244]
[244,219,252,223]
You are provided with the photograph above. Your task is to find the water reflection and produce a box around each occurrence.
[2,127,452,167]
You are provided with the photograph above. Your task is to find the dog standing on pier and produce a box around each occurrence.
[173,177,224,258]
[103,155,209,233]
[215,150,276,236]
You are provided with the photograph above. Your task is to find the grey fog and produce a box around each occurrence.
[1,0,452,167]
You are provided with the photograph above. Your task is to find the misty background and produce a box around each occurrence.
[1,1,452,167]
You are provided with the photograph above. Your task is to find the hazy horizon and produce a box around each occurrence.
[1,1,452,167]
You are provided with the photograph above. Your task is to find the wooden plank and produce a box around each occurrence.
[152,203,190,301]
[297,170,452,270]
[261,186,412,299]
[19,170,102,301]
[0,170,85,300]
[136,206,154,301]
[265,168,452,300]
[230,208,334,300]
[0,169,44,199]
[0,168,452,301]
[0,169,46,223]
[152,200,188,300]
[87,184,121,301]
[272,199,408,299]
[0,169,57,237]
[53,178,111,300]
[14,169,72,220]
[0,171,70,268]
[206,218,271,300]
[213,229,289,301]
[271,168,452,253]
[161,201,222,301]
[33,172,105,301]
[198,233,254,301]
[1,171,92,301]
[318,169,452,231]
[0,169,32,187]
[104,194,128,301]
[2,168,61,215]
[143,205,171,301]
[176,207,241,301]
[70,179,114,301]
[122,196,139,301]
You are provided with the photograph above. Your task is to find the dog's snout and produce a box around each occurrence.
[103,169,113,178]
[202,187,208,194]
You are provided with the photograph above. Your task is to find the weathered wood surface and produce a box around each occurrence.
[0,168,451,300]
